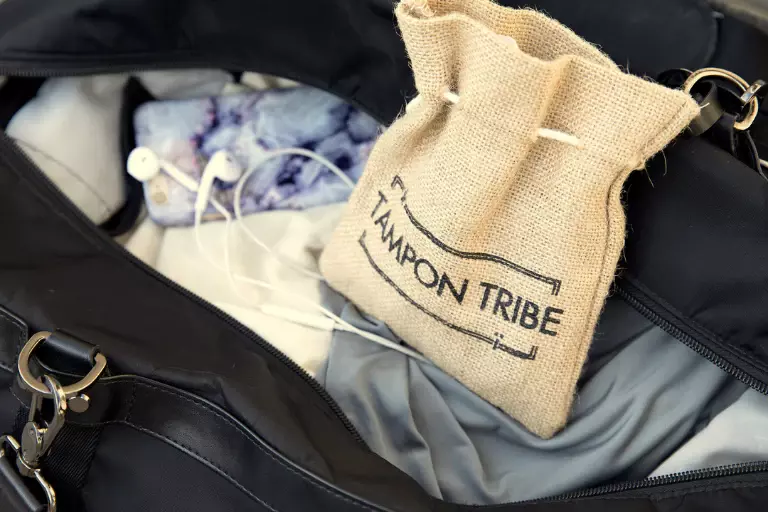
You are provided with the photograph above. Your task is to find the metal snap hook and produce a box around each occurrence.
[19,375,68,477]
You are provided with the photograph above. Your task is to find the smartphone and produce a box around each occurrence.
[133,86,379,226]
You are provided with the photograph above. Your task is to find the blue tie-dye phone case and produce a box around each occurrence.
[133,87,380,226]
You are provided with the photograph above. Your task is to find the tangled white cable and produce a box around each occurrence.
[406,90,585,149]
[205,150,429,362]
[195,189,428,362]
[232,148,352,281]
[128,145,428,363]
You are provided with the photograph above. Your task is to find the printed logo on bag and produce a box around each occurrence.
[358,175,568,361]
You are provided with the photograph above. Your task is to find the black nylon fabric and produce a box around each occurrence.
[621,136,768,387]
[0,135,434,511]
[0,0,415,124]
[85,426,269,512]
[0,0,717,123]
[3,346,768,512]
[0,78,45,130]
[2,0,768,510]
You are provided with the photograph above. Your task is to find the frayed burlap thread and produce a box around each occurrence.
[320,0,699,438]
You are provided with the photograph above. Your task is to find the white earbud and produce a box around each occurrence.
[195,150,244,214]
[127,144,426,362]
[127,147,201,192]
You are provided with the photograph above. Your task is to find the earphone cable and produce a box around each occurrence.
[193,192,428,362]
[232,148,356,282]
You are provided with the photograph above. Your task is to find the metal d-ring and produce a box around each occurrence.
[683,67,760,131]
[17,331,107,399]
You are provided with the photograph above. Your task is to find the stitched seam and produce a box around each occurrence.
[0,314,374,508]
[14,322,23,362]
[0,307,26,374]
[647,482,764,500]
[0,409,278,512]
[0,307,27,363]
[124,421,279,512]
[10,386,29,409]
[590,480,767,500]
[647,481,767,500]
[68,380,379,512]
[559,163,634,431]
[561,100,694,441]
[133,382,378,511]
[124,382,137,424]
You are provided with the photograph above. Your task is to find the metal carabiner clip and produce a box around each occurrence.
[2,331,109,512]
[0,374,65,512]
[17,375,68,478]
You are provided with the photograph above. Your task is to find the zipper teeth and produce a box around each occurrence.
[0,59,225,78]
[543,461,768,502]
[525,283,768,503]
[616,284,768,395]
[0,131,366,445]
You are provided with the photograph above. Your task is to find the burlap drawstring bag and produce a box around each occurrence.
[320,0,699,438]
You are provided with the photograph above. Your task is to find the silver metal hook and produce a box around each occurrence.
[0,332,107,512]
[18,375,67,477]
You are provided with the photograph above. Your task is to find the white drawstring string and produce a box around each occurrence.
[536,128,584,149]
[406,90,585,149]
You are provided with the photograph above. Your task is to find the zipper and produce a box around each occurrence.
[616,282,768,395]
[0,57,247,78]
[533,284,768,501]
[0,131,366,446]
[538,461,768,502]
[3,63,768,506]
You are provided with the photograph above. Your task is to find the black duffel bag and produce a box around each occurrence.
[2,0,768,510]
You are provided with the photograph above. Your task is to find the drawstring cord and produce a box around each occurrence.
[406,89,585,149]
